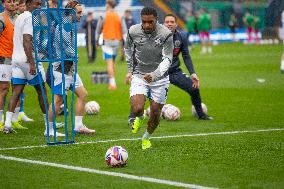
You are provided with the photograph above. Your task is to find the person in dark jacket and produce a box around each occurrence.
[120,9,136,62]
[164,14,212,120]
[82,11,97,63]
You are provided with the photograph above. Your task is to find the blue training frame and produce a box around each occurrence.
[32,2,78,145]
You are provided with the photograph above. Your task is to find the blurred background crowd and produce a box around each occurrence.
[1,0,282,46]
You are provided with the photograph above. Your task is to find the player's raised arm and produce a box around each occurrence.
[150,33,174,81]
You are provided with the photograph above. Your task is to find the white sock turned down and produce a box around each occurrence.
[4,111,13,128]
[75,116,83,130]
[12,107,20,122]
[109,77,116,86]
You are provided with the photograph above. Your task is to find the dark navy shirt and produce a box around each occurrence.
[82,19,97,43]
[124,17,136,29]
[169,30,195,75]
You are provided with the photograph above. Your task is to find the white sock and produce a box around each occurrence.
[201,46,206,53]
[109,77,116,86]
[19,111,25,116]
[281,60,284,71]
[75,116,83,130]
[43,114,47,127]
[12,107,20,122]
[0,110,3,122]
[47,122,55,131]
[142,131,151,140]
[208,47,212,53]
[4,111,13,128]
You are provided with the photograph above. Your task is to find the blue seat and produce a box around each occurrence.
[79,0,106,7]
[0,4,3,12]
[131,0,142,6]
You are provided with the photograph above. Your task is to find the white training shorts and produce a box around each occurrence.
[130,75,170,104]
[52,70,83,95]
[11,62,46,86]
[0,64,12,82]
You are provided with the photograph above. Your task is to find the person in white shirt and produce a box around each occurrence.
[2,0,58,136]
[0,0,34,133]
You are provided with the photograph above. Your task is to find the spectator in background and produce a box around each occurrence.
[229,14,238,41]
[252,15,261,44]
[16,0,26,14]
[197,8,212,54]
[185,10,196,46]
[280,10,284,74]
[243,12,254,43]
[120,9,136,62]
[82,12,97,63]
[123,9,135,29]
[95,0,127,90]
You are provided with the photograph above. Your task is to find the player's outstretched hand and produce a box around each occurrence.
[29,63,36,75]
[191,73,200,88]
[144,74,153,83]
[125,73,132,84]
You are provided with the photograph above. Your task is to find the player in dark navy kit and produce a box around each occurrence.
[164,14,212,120]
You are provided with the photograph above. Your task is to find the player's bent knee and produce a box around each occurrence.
[83,90,88,99]
[75,86,88,100]
[132,106,144,115]
[0,83,10,93]
[78,91,88,100]
[151,109,161,118]
[0,87,9,96]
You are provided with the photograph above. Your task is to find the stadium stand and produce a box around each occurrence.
[79,0,142,7]
[80,0,110,7]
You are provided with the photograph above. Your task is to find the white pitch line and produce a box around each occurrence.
[0,128,283,151]
[0,154,217,189]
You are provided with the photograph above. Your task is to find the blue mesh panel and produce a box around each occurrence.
[32,9,77,63]
[32,8,77,145]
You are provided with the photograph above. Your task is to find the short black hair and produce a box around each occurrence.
[2,0,25,3]
[164,13,176,21]
[18,0,26,4]
[25,0,42,6]
[141,7,157,17]
[65,0,80,9]
[25,0,34,5]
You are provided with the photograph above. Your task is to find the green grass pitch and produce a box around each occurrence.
[0,43,283,189]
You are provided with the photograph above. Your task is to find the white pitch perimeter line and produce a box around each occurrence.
[0,154,217,189]
[0,128,283,151]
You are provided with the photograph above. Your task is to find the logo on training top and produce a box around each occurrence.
[154,38,162,46]
[174,40,181,47]
[138,37,146,45]
[2,74,6,78]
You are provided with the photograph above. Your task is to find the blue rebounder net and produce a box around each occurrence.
[32,7,78,145]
